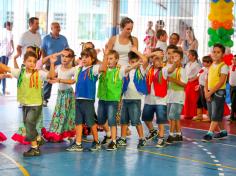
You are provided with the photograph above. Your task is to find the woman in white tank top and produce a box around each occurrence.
[107,17,138,66]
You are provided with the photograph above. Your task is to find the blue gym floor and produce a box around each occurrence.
[0,96,236,176]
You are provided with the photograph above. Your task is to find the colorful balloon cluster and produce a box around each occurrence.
[208,0,234,47]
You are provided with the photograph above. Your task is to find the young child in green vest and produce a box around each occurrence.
[97,49,142,151]
[0,51,56,156]
[166,50,187,144]
[202,43,228,142]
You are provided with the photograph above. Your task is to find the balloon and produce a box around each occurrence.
[210,34,220,43]
[211,0,219,2]
[224,0,232,3]
[212,20,220,29]
[225,40,234,47]
[223,21,233,30]
[208,40,214,47]
[222,35,231,42]
[208,28,216,35]
[227,28,234,35]
[216,27,227,37]
[223,54,233,66]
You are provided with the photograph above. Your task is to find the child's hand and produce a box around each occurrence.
[50,54,57,64]
[0,63,7,74]
[130,46,138,53]
[205,91,212,100]
[102,48,109,56]
[152,50,164,58]
[195,85,200,91]
[47,78,58,84]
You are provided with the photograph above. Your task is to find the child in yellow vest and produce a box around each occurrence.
[202,44,229,142]
[0,51,56,156]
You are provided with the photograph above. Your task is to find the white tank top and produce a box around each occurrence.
[113,35,132,66]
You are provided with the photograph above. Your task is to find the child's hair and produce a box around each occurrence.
[120,17,134,45]
[81,42,95,51]
[24,51,37,62]
[4,21,12,28]
[64,48,75,58]
[166,44,178,51]
[202,55,213,63]
[188,50,198,60]
[151,47,163,53]
[81,48,97,65]
[173,49,183,59]
[128,51,139,61]
[213,43,225,54]
[156,29,167,39]
[108,50,119,60]
[170,33,180,41]
[26,46,41,60]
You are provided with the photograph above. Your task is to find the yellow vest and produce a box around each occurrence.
[17,70,42,105]
[208,62,227,90]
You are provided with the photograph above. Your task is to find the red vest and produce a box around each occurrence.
[146,67,167,97]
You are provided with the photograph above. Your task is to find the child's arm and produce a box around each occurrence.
[130,46,149,69]
[13,55,20,69]
[145,50,164,59]
[0,63,11,73]
[47,55,57,79]
[57,78,76,85]
[0,74,12,79]
[124,60,142,75]
[98,48,109,73]
[42,51,62,65]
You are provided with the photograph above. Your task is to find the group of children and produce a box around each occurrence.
[0,41,235,157]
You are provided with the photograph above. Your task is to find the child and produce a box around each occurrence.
[183,50,201,119]
[229,55,236,121]
[11,46,44,145]
[66,48,107,152]
[193,56,212,121]
[166,45,178,67]
[142,55,172,148]
[42,48,76,142]
[144,21,155,54]
[202,43,229,142]
[156,29,168,53]
[116,48,147,148]
[166,50,187,144]
[0,51,55,156]
[97,49,138,150]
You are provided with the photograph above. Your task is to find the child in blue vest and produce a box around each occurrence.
[0,51,56,156]
[116,48,148,148]
[66,48,107,152]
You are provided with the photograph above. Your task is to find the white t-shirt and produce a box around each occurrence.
[144,67,168,105]
[18,30,41,55]
[156,41,167,52]
[123,66,146,100]
[185,61,201,79]
[0,28,13,56]
[229,65,236,86]
[56,65,76,90]
[198,67,208,86]
[11,68,48,81]
[167,67,187,104]
[211,63,229,75]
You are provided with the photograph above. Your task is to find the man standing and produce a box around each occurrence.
[41,22,69,106]
[0,21,14,95]
[16,17,41,58]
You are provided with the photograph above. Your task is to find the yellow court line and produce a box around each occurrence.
[127,147,236,171]
[0,152,30,176]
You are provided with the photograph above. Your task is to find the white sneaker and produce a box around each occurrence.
[43,100,47,107]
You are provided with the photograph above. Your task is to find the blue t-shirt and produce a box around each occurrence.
[41,33,69,65]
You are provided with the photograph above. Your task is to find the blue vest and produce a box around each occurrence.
[75,67,98,99]
[122,69,148,95]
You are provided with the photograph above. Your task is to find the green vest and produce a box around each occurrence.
[97,68,122,101]
[17,70,43,105]
[168,68,184,91]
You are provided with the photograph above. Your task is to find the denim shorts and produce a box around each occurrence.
[121,99,141,126]
[197,85,207,109]
[75,99,96,127]
[97,100,118,126]
[167,103,183,120]
[207,89,225,122]
[142,104,167,124]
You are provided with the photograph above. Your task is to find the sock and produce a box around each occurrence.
[220,130,227,134]
[76,141,81,145]
[169,132,174,136]
[150,129,155,133]
[176,132,182,136]
[31,145,38,149]
[106,131,111,137]
[113,140,116,144]
[207,131,213,136]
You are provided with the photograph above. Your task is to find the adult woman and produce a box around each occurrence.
[107,17,138,66]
